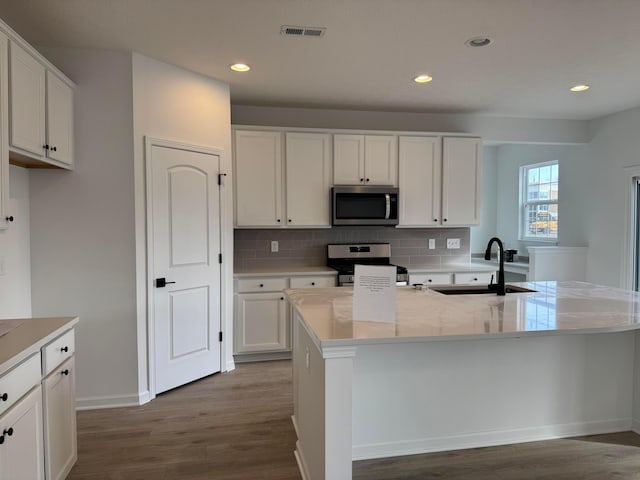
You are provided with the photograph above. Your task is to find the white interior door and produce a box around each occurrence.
[148,140,222,394]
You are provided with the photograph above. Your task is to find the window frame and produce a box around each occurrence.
[519,160,559,242]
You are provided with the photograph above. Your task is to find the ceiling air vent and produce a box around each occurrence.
[281,25,326,38]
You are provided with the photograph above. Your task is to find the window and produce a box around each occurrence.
[520,161,558,240]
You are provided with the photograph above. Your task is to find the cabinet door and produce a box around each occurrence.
[235,293,288,353]
[0,385,45,480]
[234,130,283,227]
[398,136,441,226]
[285,132,332,227]
[364,135,397,185]
[43,356,76,480]
[0,32,8,231]
[333,134,364,185]
[46,71,74,168]
[9,41,46,159]
[442,137,482,226]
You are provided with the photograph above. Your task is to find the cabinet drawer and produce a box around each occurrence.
[409,273,452,285]
[454,272,495,285]
[42,329,75,377]
[0,353,42,416]
[289,276,336,288]
[237,277,288,293]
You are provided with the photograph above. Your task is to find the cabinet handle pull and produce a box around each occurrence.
[3,428,13,437]
[61,346,69,353]
[61,369,70,376]
[0,393,7,402]
[5,216,13,222]
[51,146,57,152]
[43,144,49,150]
[0,435,4,445]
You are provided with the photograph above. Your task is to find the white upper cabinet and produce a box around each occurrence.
[285,132,332,227]
[8,40,74,169]
[333,134,397,186]
[0,32,8,231]
[442,137,482,226]
[234,130,284,227]
[45,71,74,167]
[9,41,45,159]
[398,136,441,227]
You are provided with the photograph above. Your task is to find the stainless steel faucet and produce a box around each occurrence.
[484,237,506,296]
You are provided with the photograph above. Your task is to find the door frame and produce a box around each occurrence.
[621,165,640,290]
[144,136,228,400]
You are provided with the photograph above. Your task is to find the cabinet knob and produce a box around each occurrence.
[61,369,70,376]
[61,346,69,353]
[433,218,438,222]
[0,393,7,402]
[311,282,315,286]
[360,178,364,183]
[288,219,292,223]
[5,216,13,222]
[259,283,264,287]
[277,219,281,223]
[51,146,57,152]
[443,218,448,222]
[473,277,478,281]
[280,297,284,301]
[428,279,432,283]
[43,144,49,150]
[366,178,370,182]
[3,428,13,437]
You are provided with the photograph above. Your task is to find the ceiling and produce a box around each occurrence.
[0,0,638,120]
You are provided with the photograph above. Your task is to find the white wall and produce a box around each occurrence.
[131,53,234,397]
[586,106,640,287]
[493,144,590,255]
[30,48,139,406]
[232,105,590,144]
[470,146,497,254]
[0,166,31,318]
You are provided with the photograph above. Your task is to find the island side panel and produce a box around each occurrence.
[351,331,636,460]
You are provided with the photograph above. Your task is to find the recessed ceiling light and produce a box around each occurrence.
[230,63,251,72]
[465,36,493,48]
[570,84,590,92]
[414,74,433,83]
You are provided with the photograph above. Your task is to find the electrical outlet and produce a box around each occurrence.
[446,238,461,249]
[271,241,279,253]
[428,238,436,250]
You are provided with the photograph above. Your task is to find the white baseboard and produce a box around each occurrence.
[225,358,236,372]
[76,391,150,410]
[292,414,300,438]
[234,351,291,363]
[295,440,311,480]
[632,418,640,434]
[352,418,632,461]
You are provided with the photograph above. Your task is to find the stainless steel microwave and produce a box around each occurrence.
[332,186,399,226]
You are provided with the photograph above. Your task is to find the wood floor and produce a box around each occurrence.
[68,360,640,480]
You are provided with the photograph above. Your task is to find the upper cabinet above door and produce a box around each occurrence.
[333,134,397,186]
[8,41,75,170]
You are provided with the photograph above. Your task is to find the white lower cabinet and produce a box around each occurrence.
[409,273,452,286]
[43,356,76,480]
[0,385,45,480]
[235,292,289,354]
[453,272,495,284]
[234,274,336,357]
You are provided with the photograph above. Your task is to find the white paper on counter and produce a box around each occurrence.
[353,264,397,322]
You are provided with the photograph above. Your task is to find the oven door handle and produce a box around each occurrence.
[384,193,391,219]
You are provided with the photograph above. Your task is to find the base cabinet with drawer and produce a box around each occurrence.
[0,318,77,480]
[234,274,336,359]
[409,270,496,287]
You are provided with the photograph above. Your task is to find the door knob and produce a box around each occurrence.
[155,278,176,288]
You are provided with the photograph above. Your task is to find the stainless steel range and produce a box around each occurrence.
[327,243,409,286]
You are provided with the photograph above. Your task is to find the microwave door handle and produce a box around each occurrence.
[385,193,391,219]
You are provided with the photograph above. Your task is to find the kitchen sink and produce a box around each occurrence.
[430,284,537,295]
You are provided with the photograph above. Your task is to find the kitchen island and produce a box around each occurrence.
[286,282,640,480]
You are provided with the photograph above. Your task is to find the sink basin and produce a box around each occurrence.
[430,284,537,295]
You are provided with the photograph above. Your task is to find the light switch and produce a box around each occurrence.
[271,241,279,253]
[428,239,436,249]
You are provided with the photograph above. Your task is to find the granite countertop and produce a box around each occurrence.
[234,265,338,277]
[0,316,78,372]
[285,282,640,348]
